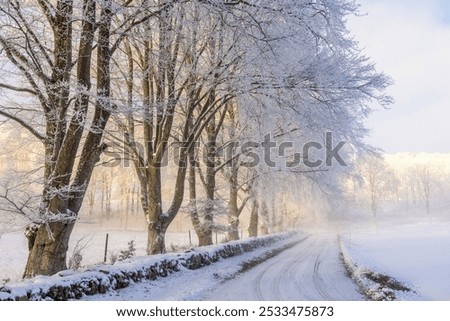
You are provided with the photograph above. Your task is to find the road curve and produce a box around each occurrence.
[201,233,364,300]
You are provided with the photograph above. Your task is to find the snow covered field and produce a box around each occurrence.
[340,217,450,300]
[0,223,195,283]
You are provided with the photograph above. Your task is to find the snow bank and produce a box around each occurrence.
[339,220,450,300]
[338,235,416,301]
[0,232,296,301]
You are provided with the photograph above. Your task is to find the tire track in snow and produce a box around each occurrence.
[312,251,334,300]
[278,237,317,300]
[292,237,329,300]
[270,236,312,300]
[202,233,364,301]
[252,268,266,300]
[254,236,311,300]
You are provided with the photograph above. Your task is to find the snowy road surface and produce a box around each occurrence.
[201,233,364,300]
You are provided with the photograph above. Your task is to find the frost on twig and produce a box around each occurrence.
[68,234,94,270]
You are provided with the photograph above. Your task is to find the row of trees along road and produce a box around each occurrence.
[0,0,392,278]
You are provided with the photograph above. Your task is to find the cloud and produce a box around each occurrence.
[348,0,450,153]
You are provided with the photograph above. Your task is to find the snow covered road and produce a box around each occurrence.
[200,233,363,300]
[82,232,363,301]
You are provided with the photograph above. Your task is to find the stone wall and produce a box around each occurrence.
[0,232,296,301]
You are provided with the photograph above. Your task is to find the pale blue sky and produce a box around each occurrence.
[439,0,450,23]
[349,0,450,153]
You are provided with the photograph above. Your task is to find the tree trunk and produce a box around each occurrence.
[227,169,240,241]
[146,164,164,254]
[227,211,240,240]
[23,221,75,278]
[145,160,188,254]
[147,221,167,254]
[228,221,240,241]
[248,199,258,237]
[198,230,213,247]
[22,0,99,278]
[259,225,269,235]
[259,201,269,235]
[188,156,213,246]
[201,104,217,245]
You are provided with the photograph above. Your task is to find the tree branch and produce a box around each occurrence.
[0,108,45,142]
[36,0,56,28]
[0,83,37,95]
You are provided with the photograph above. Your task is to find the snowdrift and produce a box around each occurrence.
[338,235,416,301]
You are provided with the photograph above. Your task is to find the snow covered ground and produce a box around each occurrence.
[3,216,450,301]
[340,217,450,300]
[0,223,194,282]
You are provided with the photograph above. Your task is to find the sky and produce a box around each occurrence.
[348,0,450,153]
[1,1,449,154]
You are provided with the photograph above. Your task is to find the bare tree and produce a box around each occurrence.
[0,0,162,277]
[358,155,395,218]
[112,1,240,253]
[416,164,434,215]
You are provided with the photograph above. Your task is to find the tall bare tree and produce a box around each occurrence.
[0,0,163,277]
[416,164,434,215]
